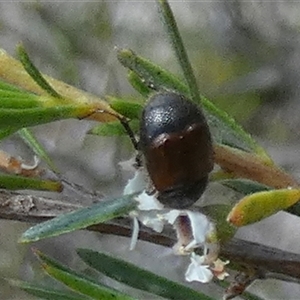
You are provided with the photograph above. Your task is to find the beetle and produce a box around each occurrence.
[139,92,214,209]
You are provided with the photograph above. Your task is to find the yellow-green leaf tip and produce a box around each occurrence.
[227,188,300,227]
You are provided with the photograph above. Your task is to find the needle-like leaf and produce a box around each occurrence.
[17,44,63,99]
[35,250,135,300]
[20,194,137,243]
[0,174,62,191]
[18,128,59,173]
[7,279,91,300]
[77,249,215,300]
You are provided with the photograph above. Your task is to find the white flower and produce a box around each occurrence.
[136,191,164,211]
[129,216,139,250]
[136,211,165,232]
[185,211,213,248]
[123,169,147,195]
[185,253,214,283]
[123,168,223,280]
[164,210,181,224]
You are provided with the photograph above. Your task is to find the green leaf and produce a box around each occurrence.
[127,70,151,97]
[117,49,267,158]
[0,79,32,93]
[0,127,18,140]
[0,78,42,112]
[227,188,300,227]
[89,121,126,136]
[20,194,137,243]
[17,44,62,99]
[18,128,59,173]
[0,92,41,109]
[34,250,135,300]
[118,49,189,95]
[219,179,272,195]
[0,174,62,191]
[7,279,90,300]
[107,96,143,119]
[90,119,139,137]
[77,249,215,300]
[0,104,97,132]
[202,204,236,242]
[157,0,201,104]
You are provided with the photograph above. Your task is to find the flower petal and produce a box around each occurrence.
[136,191,164,211]
[137,211,165,232]
[185,254,214,283]
[186,211,212,245]
[123,169,147,195]
[164,209,181,224]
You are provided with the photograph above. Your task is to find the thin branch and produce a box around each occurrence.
[1,189,300,282]
[0,189,82,222]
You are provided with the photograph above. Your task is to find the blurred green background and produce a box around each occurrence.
[1,2,300,299]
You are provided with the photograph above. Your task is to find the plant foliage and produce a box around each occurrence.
[0,1,299,299]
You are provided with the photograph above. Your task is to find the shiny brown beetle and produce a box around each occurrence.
[139,92,214,209]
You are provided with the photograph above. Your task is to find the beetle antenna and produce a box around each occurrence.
[118,117,142,167]
[89,109,142,167]
[118,117,139,150]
